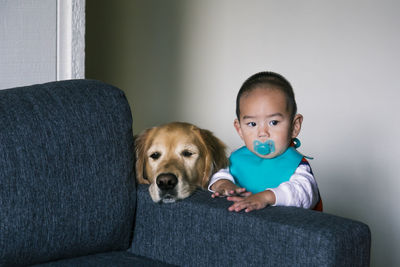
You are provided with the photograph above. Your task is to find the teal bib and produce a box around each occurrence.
[229,146,304,193]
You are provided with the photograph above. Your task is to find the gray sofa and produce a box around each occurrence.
[0,80,371,266]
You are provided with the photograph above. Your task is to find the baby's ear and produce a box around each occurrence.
[234,119,244,140]
[291,114,303,138]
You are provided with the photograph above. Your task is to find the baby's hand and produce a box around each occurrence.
[227,190,276,212]
[212,187,250,198]
[211,179,251,198]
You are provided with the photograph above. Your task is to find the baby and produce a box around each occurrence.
[209,71,322,212]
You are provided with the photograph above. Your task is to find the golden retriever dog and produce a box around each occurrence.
[135,122,228,203]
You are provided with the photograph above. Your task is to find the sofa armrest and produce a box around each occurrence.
[129,185,370,267]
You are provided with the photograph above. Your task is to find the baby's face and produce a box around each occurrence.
[234,87,295,159]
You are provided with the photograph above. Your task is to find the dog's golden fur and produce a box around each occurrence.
[135,122,228,203]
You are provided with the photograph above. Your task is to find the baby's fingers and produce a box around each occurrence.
[238,191,252,197]
[226,196,244,202]
[212,190,233,198]
[228,202,244,212]
[228,200,253,212]
[234,188,252,197]
[211,191,224,198]
[244,205,257,213]
[234,187,246,193]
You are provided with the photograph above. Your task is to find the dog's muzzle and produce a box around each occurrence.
[156,173,178,203]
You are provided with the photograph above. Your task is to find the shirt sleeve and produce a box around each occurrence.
[208,168,235,192]
[268,162,319,209]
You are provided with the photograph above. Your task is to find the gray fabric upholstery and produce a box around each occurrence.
[0,80,136,266]
[31,251,175,267]
[130,185,371,267]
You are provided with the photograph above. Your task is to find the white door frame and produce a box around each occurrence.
[57,0,85,80]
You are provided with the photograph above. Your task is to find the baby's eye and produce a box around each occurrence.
[246,122,257,127]
[269,120,279,126]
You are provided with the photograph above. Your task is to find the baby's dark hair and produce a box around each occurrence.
[236,71,297,120]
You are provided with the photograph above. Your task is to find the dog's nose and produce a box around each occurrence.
[156,173,178,191]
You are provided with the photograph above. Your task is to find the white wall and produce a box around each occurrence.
[86,1,400,265]
[0,0,85,90]
[0,0,57,89]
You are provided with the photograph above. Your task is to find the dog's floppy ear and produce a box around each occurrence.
[196,128,229,188]
[134,128,152,184]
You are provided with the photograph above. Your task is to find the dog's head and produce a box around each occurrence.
[135,122,228,203]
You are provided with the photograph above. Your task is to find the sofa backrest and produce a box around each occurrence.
[0,80,136,266]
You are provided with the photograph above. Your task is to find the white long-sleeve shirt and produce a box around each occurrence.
[208,161,320,209]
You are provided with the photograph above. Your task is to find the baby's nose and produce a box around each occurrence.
[258,125,270,137]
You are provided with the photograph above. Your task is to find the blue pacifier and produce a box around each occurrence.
[253,140,275,155]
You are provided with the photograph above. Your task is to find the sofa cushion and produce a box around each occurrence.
[0,80,136,266]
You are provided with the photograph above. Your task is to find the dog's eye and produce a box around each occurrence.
[181,150,193,157]
[150,152,161,160]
